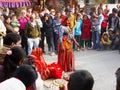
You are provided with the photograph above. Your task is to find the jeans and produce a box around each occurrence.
[46,36,55,52]
[92,31,101,49]
[27,38,40,56]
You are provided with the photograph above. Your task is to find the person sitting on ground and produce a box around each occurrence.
[115,68,120,90]
[110,29,120,50]
[0,33,21,64]
[101,32,111,50]
[68,70,94,90]
[0,64,38,90]
[4,32,21,48]
[0,46,26,82]
[24,57,44,90]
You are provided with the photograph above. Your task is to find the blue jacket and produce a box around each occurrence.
[74,20,83,36]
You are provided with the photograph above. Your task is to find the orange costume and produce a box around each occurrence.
[58,35,75,72]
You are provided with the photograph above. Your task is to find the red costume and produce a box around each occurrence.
[30,48,63,80]
[58,35,75,72]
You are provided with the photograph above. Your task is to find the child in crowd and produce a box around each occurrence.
[108,28,114,41]
[110,29,120,50]
[108,28,120,50]
[101,32,111,50]
[73,14,82,51]
[91,16,100,50]
[81,15,91,50]
[10,14,20,33]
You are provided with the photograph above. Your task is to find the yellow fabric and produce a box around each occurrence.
[63,38,72,50]
[101,32,111,45]
[69,15,76,31]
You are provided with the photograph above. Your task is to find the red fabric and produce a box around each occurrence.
[101,14,108,28]
[58,36,75,72]
[81,19,91,40]
[30,48,63,80]
[48,62,63,79]
[61,15,70,26]
[30,48,51,80]
[61,15,67,26]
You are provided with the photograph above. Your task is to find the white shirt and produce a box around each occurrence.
[35,72,44,90]
[0,20,6,35]
[0,77,26,90]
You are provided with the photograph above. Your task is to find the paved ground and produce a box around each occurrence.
[43,49,120,90]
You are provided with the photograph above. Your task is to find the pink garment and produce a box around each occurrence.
[18,17,29,30]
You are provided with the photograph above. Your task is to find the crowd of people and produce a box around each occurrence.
[0,3,120,90]
[0,4,120,56]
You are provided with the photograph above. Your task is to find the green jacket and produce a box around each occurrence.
[25,21,40,38]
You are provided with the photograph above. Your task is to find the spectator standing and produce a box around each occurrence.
[4,15,19,34]
[18,10,29,53]
[68,8,76,33]
[81,15,91,50]
[53,11,62,53]
[101,9,109,36]
[108,8,120,32]
[25,13,41,56]
[42,13,55,55]
[73,14,82,51]
[10,14,20,34]
[91,8,104,50]
[0,14,6,36]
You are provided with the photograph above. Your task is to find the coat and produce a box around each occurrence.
[81,19,91,40]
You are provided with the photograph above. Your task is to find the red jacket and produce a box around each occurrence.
[101,13,108,28]
[81,19,91,40]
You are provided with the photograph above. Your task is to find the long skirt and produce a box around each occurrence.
[58,43,75,72]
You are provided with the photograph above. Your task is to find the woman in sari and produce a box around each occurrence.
[57,26,75,72]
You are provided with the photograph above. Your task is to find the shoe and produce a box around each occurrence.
[81,48,85,51]
[76,47,80,51]
[87,47,92,50]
